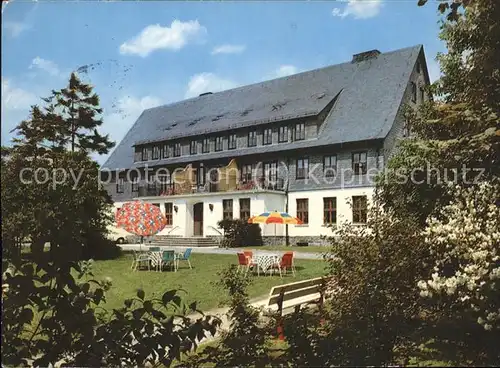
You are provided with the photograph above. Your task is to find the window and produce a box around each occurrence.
[419,87,425,103]
[241,164,253,183]
[158,173,171,193]
[296,199,308,224]
[147,173,156,191]
[248,130,257,147]
[293,122,305,141]
[223,199,233,220]
[416,61,421,73]
[215,136,223,152]
[239,198,251,220]
[278,126,288,143]
[323,197,337,225]
[152,203,160,208]
[263,161,278,185]
[162,144,169,159]
[411,82,417,103]
[197,166,205,186]
[402,121,410,138]
[174,142,181,157]
[164,203,173,226]
[190,141,197,155]
[352,152,367,175]
[323,155,337,177]
[152,145,160,160]
[296,158,309,179]
[141,147,148,161]
[116,177,124,193]
[228,134,237,150]
[131,173,139,192]
[352,196,367,224]
[202,138,210,153]
[263,128,272,145]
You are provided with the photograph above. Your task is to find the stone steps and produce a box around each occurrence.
[147,236,220,248]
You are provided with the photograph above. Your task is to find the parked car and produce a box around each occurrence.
[107,225,131,245]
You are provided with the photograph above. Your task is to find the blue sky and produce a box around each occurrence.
[2,0,445,164]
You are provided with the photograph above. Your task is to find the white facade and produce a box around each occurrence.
[287,186,375,238]
[111,187,374,239]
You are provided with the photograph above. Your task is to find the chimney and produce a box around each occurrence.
[352,49,381,63]
[199,92,213,97]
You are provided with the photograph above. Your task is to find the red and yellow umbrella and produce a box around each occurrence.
[116,201,167,237]
[248,211,303,225]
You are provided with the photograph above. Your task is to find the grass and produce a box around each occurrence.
[255,245,329,253]
[89,253,327,312]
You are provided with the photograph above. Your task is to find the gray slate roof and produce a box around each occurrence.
[103,44,424,170]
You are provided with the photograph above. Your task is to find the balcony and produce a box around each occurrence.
[137,178,285,198]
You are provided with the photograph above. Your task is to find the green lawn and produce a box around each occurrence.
[89,253,327,312]
[257,245,329,253]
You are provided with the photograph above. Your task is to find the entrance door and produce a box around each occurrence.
[193,202,204,236]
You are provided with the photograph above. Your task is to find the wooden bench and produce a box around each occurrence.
[264,277,331,339]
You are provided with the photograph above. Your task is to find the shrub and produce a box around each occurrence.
[217,219,263,248]
[1,257,220,367]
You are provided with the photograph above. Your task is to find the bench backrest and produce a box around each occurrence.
[267,277,329,309]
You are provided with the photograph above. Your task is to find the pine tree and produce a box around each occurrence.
[45,72,115,154]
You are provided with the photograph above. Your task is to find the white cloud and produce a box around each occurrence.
[29,57,61,77]
[2,21,30,37]
[1,79,40,145]
[119,20,207,57]
[185,72,238,98]
[274,65,299,78]
[211,44,246,55]
[332,0,383,19]
[1,79,38,111]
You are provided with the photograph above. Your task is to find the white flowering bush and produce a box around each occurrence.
[418,182,500,330]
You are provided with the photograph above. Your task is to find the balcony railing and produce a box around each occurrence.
[136,178,285,197]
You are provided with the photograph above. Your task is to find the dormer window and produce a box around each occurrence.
[248,130,257,147]
[215,136,223,152]
[190,140,197,155]
[152,145,160,160]
[141,147,148,161]
[202,138,210,153]
[292,123,305,141]
[263,128,272,145]
[174,143,181,157]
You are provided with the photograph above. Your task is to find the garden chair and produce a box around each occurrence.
[161,250,177,272]
[131,250,150,271]
[176,248,192,269]
[237,252,253,274]
[243,250,253,261]
[273,252,296,277]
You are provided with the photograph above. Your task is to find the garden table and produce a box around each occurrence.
[148,250,180,271]
[252,253,280,276]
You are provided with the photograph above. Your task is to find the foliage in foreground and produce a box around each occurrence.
[1,257,220,367]
[418,182,500,331]
[180,265,271,367]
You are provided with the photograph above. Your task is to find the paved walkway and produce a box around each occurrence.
[120,244,323,260]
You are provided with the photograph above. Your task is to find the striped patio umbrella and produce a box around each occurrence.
[116,201,167,248]
[248,211,303,225]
